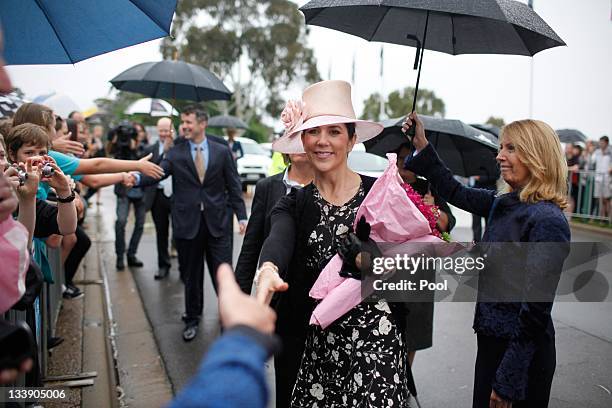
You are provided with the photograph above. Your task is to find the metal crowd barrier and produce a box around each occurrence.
[567,170,611,223]
[2,245,65,405]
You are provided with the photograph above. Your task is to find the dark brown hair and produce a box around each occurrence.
[6,123,50,159]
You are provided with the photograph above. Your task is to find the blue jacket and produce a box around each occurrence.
[405,144,570,401]
[168,326,278,408]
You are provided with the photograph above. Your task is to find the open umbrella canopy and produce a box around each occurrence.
[125,98,179,117]
[207,115,249,129]
[1,0,177,65]
[471,123,500,138]
[300,0,565,56]
[556,129,588,144]
[110,60,232,102]
[365,116,499,178]
[300,0,565,135]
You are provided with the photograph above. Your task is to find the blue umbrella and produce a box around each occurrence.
[1,0,177,65]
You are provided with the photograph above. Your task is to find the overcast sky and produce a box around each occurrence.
[6,0,612,139]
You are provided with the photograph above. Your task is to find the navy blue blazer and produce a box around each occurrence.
[140,137,247,240]
[405,144,570,402]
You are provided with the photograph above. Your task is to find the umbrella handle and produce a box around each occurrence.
[405,35,422,70]
[408,10,431,137]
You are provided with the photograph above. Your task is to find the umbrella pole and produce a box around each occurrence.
[408,10,430,137]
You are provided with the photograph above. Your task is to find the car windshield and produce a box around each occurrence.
[348,151,388,172]
[242,143,267,156]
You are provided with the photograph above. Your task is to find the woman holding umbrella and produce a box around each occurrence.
[402,113,570,407]
[254,80,411,407]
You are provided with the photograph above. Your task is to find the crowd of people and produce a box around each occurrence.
[565,136,611,218]
[0,61,591,407]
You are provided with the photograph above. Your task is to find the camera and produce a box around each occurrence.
[109,121,138,160]
[12,164,27,186]
[41,162,55,178]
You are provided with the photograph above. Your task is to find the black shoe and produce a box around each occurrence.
[154,266,170,280]
[183,323,199,342]
[127,256,144,268]
[47,336,64,350]
[116,258,125,270]
[63,285,84,299]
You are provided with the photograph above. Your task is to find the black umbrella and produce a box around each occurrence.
[365,115,499,178]
[208,115,249,129]
[470,123,500,138]
[300,0,565,134]
[556,129,587,144]
[110,60,232,102]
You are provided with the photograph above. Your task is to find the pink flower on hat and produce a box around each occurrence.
[280,100,306,137]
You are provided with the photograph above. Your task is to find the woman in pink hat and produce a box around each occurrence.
[254,80,411,407]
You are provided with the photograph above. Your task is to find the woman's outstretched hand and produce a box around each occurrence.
[255,262,289,305]
[401,112,428,152]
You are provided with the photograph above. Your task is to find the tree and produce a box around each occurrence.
[361,87,445,121]
[485,116,505,128]
[161,0,320,122]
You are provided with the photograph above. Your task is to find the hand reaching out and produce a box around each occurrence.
[217,264,277,334]
[138,153,164,179]
[51,133,85,156]
[121,172,136,188]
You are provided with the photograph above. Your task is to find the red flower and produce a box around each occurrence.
[401,182,443,240]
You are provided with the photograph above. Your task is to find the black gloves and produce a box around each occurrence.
[338,216,382,280]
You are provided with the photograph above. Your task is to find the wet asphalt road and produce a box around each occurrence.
[96,187,612,407]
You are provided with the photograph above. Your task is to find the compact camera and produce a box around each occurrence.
[41,162,55,178]
[13,165,27,186]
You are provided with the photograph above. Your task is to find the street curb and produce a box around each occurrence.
[93,205,174,408]
[570,221,612,238]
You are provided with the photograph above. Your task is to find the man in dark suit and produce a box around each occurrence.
[138,106,247,341]
[142,117,175,279]
[235,153,312,294]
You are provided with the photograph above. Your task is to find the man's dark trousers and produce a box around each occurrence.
[151,189,172,269]
[177,211,232,324]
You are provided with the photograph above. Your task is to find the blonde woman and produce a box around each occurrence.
[403,114,570,408]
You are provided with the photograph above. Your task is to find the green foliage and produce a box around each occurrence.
[243,119,272,143]
[161,0,320,120]
[485,116,506,128]
[361,87,446,121]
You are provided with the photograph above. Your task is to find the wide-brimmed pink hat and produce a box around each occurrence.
[273,80,383,154]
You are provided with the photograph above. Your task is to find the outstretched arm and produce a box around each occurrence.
[80,173,132,189]
[74,154,163,179]
[403,113,496,218]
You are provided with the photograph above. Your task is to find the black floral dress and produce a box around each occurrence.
[290,184,411,408]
